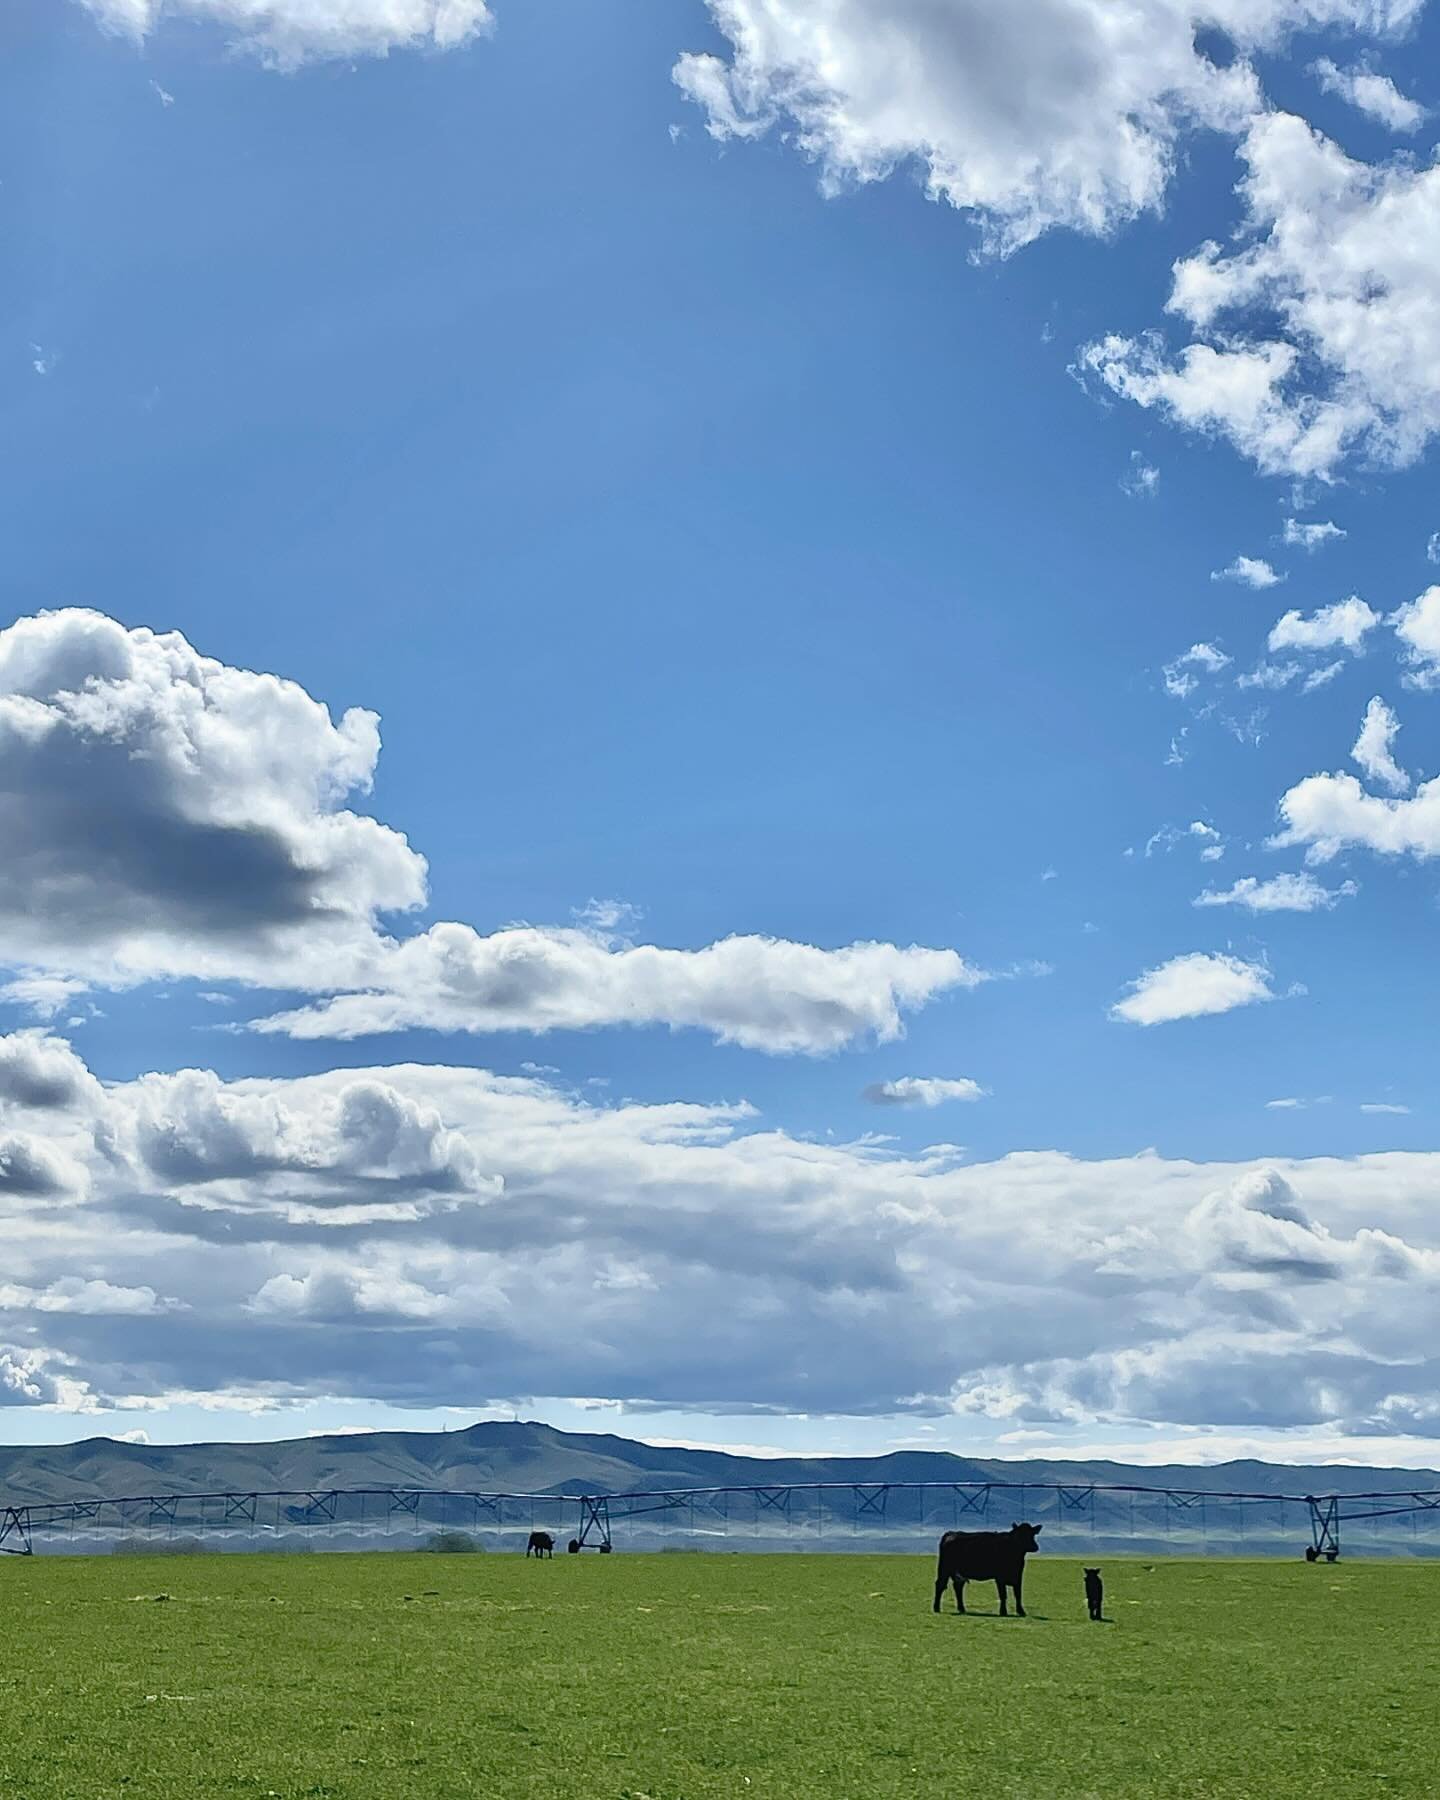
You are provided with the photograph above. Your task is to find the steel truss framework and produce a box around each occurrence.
[3,1479,1439,1559]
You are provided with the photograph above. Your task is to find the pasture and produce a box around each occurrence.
[0,1551,1434,1798]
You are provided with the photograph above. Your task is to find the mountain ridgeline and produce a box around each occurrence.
[1,1420,1432,1507]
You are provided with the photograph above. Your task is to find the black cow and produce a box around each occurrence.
[933,1522,1042,1616]
[526,1531,554,1558]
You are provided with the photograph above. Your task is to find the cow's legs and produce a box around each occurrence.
[996,1578,1008,1616]
[933,1571,947,1613]
[1012,1573,1026,1618]
[953,1575,966,1614]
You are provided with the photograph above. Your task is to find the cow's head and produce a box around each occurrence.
[1010,1521,1042,1553]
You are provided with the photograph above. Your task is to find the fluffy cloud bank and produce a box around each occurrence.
[675,1,1414,256]
[2,1035,1437,1437]
[1083,103,1440,476]
[0,611,976,1055]
[82,0,492,66]
[252,926,977,1054]
[0,609,426,992]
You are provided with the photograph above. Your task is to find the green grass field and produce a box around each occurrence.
[0,1550,1434,1798]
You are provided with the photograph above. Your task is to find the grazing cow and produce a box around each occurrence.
[567,1538,581,1555]
[932,1522,1042,1616]
[526,1531,554,1558]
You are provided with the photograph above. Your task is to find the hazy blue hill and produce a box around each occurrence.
[1,1421,1435,1505]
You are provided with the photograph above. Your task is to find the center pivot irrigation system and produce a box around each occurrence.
[5,1478,1440,1559]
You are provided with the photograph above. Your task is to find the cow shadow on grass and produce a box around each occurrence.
[948,1608,1049,1622]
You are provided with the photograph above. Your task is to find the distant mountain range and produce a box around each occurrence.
[2,1419,1434,1505]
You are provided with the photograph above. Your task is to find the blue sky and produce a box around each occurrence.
[4,0,1440,1466]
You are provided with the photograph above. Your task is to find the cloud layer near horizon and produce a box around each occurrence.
[1,1032,1436,1437]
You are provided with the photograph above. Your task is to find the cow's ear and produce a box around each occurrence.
[1034,1525,1043,1534]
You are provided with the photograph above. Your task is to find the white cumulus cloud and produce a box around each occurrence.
[1351,696,1409,793]
[1267,595,1379,653]
[1213,555,1285,588]
[674,1,1414,258]
[1237,661,1303,692]
[1194,872,1356,912]
[1081,107,1440,476]
[1163,642,1231,698]
[250,926,981,1054]
[0,608,426,993]
[0,610,979,1057]
[1312,57,1425,131]
[572,898,642,932]
[863,1076,985,1107]
[1112,952,1274,1025]
[81,0,492,67]
[1391,586,1440,687]
[1303,661,1346,692]
[1282,517,1345,550]
[1276,769,1440,862]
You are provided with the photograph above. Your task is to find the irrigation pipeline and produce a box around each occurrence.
[3,1479,1439,1558]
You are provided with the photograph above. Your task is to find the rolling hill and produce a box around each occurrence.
[1,1418,1433,1505]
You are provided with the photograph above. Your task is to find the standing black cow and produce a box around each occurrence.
[932,1522,1042,1615]
[526,1531,554,1558]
